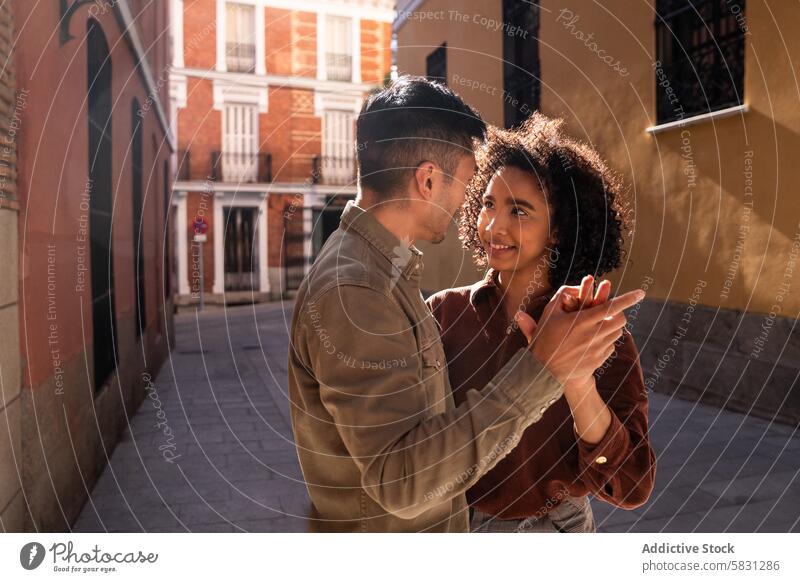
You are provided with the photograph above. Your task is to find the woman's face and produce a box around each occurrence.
[477,165,555,273]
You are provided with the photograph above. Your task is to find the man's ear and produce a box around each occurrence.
[413,161,436,201]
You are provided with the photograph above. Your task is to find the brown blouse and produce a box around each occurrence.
[426,270,656,520]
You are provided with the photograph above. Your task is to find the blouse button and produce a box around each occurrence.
[595,455,608,465]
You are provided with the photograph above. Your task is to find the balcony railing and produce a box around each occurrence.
[312,156,356,186]
[226,42,256,73]
[325,53,353,82]
[211,151,272,183]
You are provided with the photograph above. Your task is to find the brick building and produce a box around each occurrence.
[1,0,174,531]
[170,0,394,304]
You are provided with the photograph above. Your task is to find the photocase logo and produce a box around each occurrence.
[390,235,414,290]
[20,542,46,570]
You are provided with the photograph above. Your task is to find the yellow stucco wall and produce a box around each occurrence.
[396,0,504,291]
[397,0,800,315]
[538,0,800,317]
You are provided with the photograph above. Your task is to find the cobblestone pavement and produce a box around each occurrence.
[74,302,800,533]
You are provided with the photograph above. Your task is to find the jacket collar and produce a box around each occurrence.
[340,201,424,283]
[469,268,555,317]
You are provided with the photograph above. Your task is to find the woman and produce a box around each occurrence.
[427,113,655,532]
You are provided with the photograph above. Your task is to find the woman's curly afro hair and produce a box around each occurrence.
[459,112,630,287]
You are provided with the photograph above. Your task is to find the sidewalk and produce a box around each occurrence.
[74,302,800,532]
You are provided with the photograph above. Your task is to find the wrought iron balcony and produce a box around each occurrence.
[226,42,256,74]
[325,53,353,82]
[210,151,272,183]
[312,156,356,186]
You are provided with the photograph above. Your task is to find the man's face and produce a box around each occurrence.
[426,153,478,244]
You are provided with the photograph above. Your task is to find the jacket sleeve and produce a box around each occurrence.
[300,285,563,520]
[574,329,656,508]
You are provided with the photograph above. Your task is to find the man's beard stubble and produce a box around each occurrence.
[426,189,460,244]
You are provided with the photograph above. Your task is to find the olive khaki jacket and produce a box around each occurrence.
[288,201,563,532]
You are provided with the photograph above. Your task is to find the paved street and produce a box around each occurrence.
[74,302,800,533]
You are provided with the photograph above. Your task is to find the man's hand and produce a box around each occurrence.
[514,277,644,386]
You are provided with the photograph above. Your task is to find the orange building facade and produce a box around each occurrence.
[170,0,394,304]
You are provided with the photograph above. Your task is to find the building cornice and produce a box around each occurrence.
[170,67,379,96]
[173,181,357,196]
[314,92,363,116]
[212,78,269,112]
[262,0,395,22]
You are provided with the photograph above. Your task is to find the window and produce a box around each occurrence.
[226,2,256,73]
[426,42,447,85]
[222,103,259,182]
[320,110,355,185]
[325,15,353,81]
[655,0,746,124]
[87,19,118,391]
[131,101,146,338]
[503,0,540,128]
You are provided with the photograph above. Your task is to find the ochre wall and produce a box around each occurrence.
[538,0,800,317]
[395,0,505,291]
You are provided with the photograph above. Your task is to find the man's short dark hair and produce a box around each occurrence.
[356,75,487,199]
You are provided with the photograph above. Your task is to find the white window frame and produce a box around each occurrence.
[216,0,265,75]
[316,10,360,83]
[321,109,356,185]
[212,193,269,295]
[221,102,260,183]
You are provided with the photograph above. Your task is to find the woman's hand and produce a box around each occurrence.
[515,286,642,387]
[561,274,615,444]
[562,274,611,312]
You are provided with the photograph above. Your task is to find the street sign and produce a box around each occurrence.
[193,215,208,236]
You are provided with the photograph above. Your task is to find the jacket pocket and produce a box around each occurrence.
[419,338,447,416]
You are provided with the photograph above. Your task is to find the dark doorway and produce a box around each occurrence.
[282,197,350,293]
[223,206,258,292]
[311,203,347,260]
[282,207,305,293]
[87,19,118,392]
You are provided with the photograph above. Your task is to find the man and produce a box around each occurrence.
[287,76,644,532]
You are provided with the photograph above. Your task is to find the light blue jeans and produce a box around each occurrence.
[470,496,596,533]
